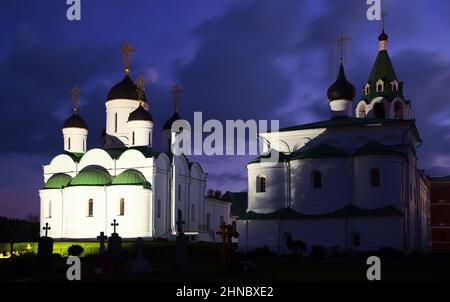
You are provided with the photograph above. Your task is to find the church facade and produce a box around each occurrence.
[238,30,430,253]
[39,45,230,241]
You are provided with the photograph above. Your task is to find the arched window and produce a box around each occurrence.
[88,198,94,217]
[256,175,266,192]
[394,102,403,119]
[352,232,361,247]
[83,138,85,152]
[119,198,125,216]
[191,204,195,222]
[157,199,161,218]
[68,137,71,150]
[373,102,385,119]
[370,168,380,187]
[132,131,135,145]
[312,171,322,189]
[48,200,52,218]
[359,105,366,118]
[114,113,118,133]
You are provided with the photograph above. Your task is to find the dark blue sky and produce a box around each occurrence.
[1,0,450,218]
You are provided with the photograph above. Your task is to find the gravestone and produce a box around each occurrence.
[97,231,107,255]
[37,223,54,275]
[175,209,189,273]
[131,237,149,274]
[108,219,122,272]
[216,221,239,273]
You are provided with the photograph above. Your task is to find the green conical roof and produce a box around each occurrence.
[69,166,112,186]
[111,169,151,188]
[44,173,72,189]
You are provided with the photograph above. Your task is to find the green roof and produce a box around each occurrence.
[276,117,414,133]
[239,204,403,220]
[363,50,404,103]
[44,173,72,189]
[222,191,248,217]
[69,166,112,186]
[354,141,404,157]
[104,146,158,159]
[290,143,349,160]
[111,169,151,188]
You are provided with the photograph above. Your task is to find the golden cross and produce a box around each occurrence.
[120,41,134,75]
[336,33,350,64]
[135,74,146,105]
[381,9,389,31]
[171,84,183,113]
[70,85,80,113]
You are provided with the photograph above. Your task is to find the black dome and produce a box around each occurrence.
[63,113,88,129]
[128,105,153,122]
[106,75,148,102]
[163,112,182,130]
[378,30,388,41]
[327,64,355,102]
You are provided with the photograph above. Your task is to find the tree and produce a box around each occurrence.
[213,190,222,199]
[206,189,215,197]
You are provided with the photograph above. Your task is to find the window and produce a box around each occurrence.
[364,84,370,95]
[206,213,211,228]
[256,176,266,193]
[352,232,361,247]
[132,131,135,145]
[373,102,385,119]
[87,199,94,217]
[370,168,380,187]
[119,198,125,216]
[220,216,224,225]
[178,184,181,201]
[114,113,118,133]
[68,137,71,150]
[376,80,384,92]
[312,171,322,189]
[394,102,403,119]
[47,200,52,218]
[377,84,382,91]
[157,199,161,218]
[191,204,195,222]
[359,105,366,118]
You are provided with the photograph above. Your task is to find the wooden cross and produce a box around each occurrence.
[216,222,227,244]
[336,33,350,64]
[111,219,119,234]
[71,85,80,114]
[120,41,134,75]
[176,209,185,234]
[43,222,51,237]
[135,74,146,105]
[171,84,183,113]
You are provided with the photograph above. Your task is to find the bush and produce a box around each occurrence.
[309,245,327,258]
[408,249,425,258]
[67,244,84,256]
[329,246,341,258]
[247,246,276,257]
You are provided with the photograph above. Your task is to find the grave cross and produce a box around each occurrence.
[176,209,185,234]
[111,219,119,234]
[97,231,107,255]
[42,222,51,237]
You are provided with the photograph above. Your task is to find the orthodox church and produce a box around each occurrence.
[39,42,230,241]
[238,30,430,253]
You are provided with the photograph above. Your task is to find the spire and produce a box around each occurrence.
[120,41,134,75]
[171,84,183,113]
[378,10,389,51]
[70,85,80,114]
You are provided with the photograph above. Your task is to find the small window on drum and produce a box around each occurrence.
[256,176,266,193]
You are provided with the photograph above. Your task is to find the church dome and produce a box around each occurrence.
[327,63,355,102]
[69,166,112,186]
[128,105,153,122]
[63,113,88,129]
[44,173,72,189]
[163,112,182,131]
[111,169,151,188]
[106,75,148,102]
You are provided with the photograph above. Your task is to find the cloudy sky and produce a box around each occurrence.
[1,0,450,218]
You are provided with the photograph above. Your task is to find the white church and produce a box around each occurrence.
[39,43,231,241]
[238,30,430,253]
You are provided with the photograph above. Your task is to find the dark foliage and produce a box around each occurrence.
[0,217,39,243]
[67,245,84,256]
